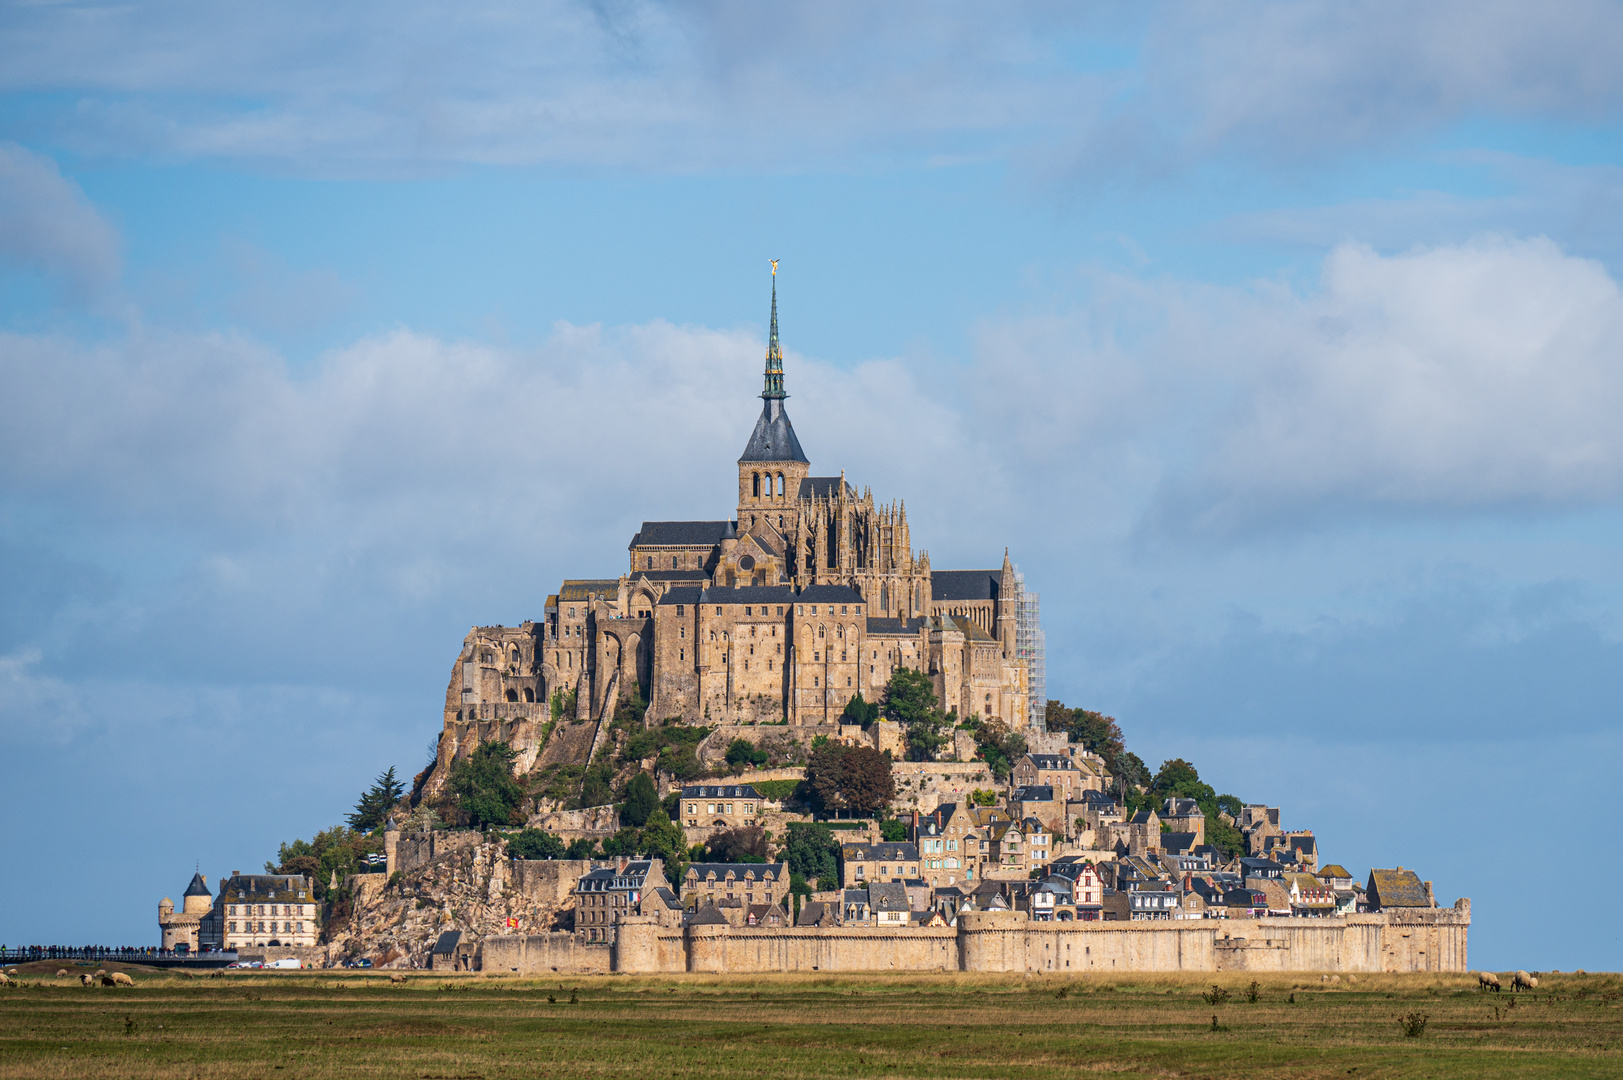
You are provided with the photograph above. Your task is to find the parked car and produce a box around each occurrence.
[268,958,302,969]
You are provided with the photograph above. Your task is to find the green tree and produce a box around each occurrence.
[879,818,907,842]
[578,749,616,809]
[781,822,840,888]
[970,717,1028,781]
[266,825,378,901]
[725,738,768,770]
[883,668,949,761]
[619,771,660,827]
[706,825,770,863]
[346,766,405,832]
[507,827,565,860]
[839,692,880,728]
[805,742,895,817]
[564,837,599,860]
[638,807,688,870]
[447,740,525,829]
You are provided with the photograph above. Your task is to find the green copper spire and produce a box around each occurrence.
[762,260,786,400]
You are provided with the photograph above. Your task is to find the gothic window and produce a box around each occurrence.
[672,556,678,568]
[646,556,653,569]
[776,473,785,496]
[880,584,887,610]
[752,472,760,497]
[818,626,825,638]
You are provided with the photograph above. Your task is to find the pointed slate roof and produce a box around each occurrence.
[183,871,211,898]
[740,270,809,464]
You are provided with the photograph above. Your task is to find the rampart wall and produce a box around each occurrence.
[478,900,1470,975]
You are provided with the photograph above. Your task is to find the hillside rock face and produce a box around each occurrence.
[337,843,589,968]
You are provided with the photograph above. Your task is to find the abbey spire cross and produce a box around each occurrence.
[763,260,786,400]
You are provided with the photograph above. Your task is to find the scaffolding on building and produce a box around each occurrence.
[1013,567,1046,732]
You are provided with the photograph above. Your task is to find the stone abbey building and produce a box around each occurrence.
[439,274,1042,753]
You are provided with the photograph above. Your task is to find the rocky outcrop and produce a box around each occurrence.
[335,840,590,968]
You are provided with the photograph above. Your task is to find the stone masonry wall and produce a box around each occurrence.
[480,900,1470,975]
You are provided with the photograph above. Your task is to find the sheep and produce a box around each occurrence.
[79,973,95,987]
[1477,971,1502,992]
[388,973,406,984]
[111,972,135,987]
[1513,970,1538,992]
[56,969,68,977]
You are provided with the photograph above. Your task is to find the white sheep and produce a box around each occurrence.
[1477,971,1501,992]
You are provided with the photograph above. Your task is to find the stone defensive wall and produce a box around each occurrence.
[477,900,1469,975]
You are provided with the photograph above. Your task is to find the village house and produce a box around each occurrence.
[913,803,974,888]
[1284,872,1338,917]
[681,862,788,910]
[574,859,672,944]
[1012,754,1085,802]
[1009,784,1062,832]
[1316,863,1360,915]
[215,873,319,950]
[1160,798,1205,845]
[680,784,770,829]
[1047,857,1105,920]
[840,841,920,887]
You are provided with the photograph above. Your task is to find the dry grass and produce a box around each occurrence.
[1,965,1620,1078]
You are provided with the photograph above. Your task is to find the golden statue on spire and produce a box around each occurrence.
[771,259,779,276]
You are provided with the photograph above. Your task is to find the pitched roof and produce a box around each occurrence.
[432,930,462,955]
[681,784,764,799]
[1367,868,1431,908]
[689,900,730,925]
[630,521,732,547]
[797,584,865,605]
[1317,864,1353,880]
[220,874,313,902]
[658,587,704,606]
[631,569,710,583]
[796,900,831,926]
[868,882,910,912]
[1013,785,1055,802]
[698,585,795,605]
[931,569,1001,601]
[1163,798,1202,817]
[1025,754,1077,771]
[937,614,995,641]
[1161,832,1198,855]
[840,841,919,862]
[649,886,683,911]
[683,862,785,882]
[865,616,926,635]
[558,579,620,602]
[798,476,852,499]
[183,872,211,898]
[740,398,809,464]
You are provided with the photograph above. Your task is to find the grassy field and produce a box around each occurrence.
[1,962,1620,1079]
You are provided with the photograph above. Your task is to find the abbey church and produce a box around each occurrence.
[439,274,1043,756]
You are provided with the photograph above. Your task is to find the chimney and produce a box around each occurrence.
[1423,881,1436,907]
[231,870,240,878]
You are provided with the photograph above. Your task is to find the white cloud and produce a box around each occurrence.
[1147,236,1623,532]
[0,142,121,300]
[11,2,1622,176]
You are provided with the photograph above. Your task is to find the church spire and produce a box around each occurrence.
[762,260,786,401]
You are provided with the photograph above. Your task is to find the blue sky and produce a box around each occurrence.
[2,1,1621,969]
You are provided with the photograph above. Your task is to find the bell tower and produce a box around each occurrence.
[737,262,810,539]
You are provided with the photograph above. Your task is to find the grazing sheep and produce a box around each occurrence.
[56,969,68,977]
[1513,970,1537,992]
[388,973,406,984]
[0,974,13,988]
[1477,971,1502,992]
[111,972,135,987]
[79,973,95,987]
